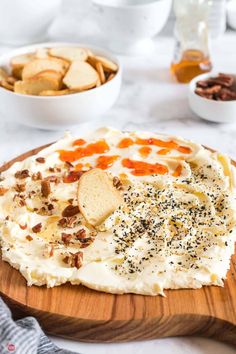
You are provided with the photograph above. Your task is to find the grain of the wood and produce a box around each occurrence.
[0,145,236,345]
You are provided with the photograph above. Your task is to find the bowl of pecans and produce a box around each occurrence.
[0,42,121,130]
[188,72,236,123]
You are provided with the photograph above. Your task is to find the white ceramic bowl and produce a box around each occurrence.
[0,43,122,130]
[188,72,236,123]
[92,0,172,55]
[227,0,236,30]
[0,0,61,45]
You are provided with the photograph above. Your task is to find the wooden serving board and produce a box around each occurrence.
[0,145,236,345]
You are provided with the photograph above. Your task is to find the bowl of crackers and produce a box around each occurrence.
[0,42,121,130]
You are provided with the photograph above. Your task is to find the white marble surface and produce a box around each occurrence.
[0,33,236,354]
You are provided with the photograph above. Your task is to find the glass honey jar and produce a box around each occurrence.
[171,0,213,84]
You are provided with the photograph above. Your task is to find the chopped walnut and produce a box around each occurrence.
[62,205,80,217]
[41,179,51,197]
[32,223,42,233]
[0,186,8,196]
[15,184,26,192]
[32,171,42,181]
[15,169,30,179]
[36,157,45,163]
[63,251,83,268]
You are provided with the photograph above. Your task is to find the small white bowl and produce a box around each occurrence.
[188,72,236,123]
[0,42,122,130]
[92,0,172,55]
[227,0,236,30]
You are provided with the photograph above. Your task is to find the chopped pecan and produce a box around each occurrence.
[58,216,77,228]
[26,235,33,241]
[0,186,8,196]
[37,206,48,215]
[75,228,86,240]
[63,251,83,268]
[45,175,60,183]
[61,232,73,244]
[58,217,67,228]
[36,157,45,163]
[62,205,80,217]
[48,203,54,210]
[15,183,26,192]
[32,223,42,233]
[79,237,94,248]
[15,169,30,179]
[41,179,51,197]
[65,161,74,169]
[43,244,54,258]
[63,171,83,183]
[113,176,123,190]
[32,171,42,181]
[13,194,26,207]
[19,223,27,230]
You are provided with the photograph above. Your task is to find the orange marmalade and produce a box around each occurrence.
[57,134,192,178]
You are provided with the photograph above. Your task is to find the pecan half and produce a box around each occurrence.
[63,251,83,268]
[15,169,30,179]
[32,223,42,233]
[62,205,80,217]
[36,157,45,163]
[41,179,51,197]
